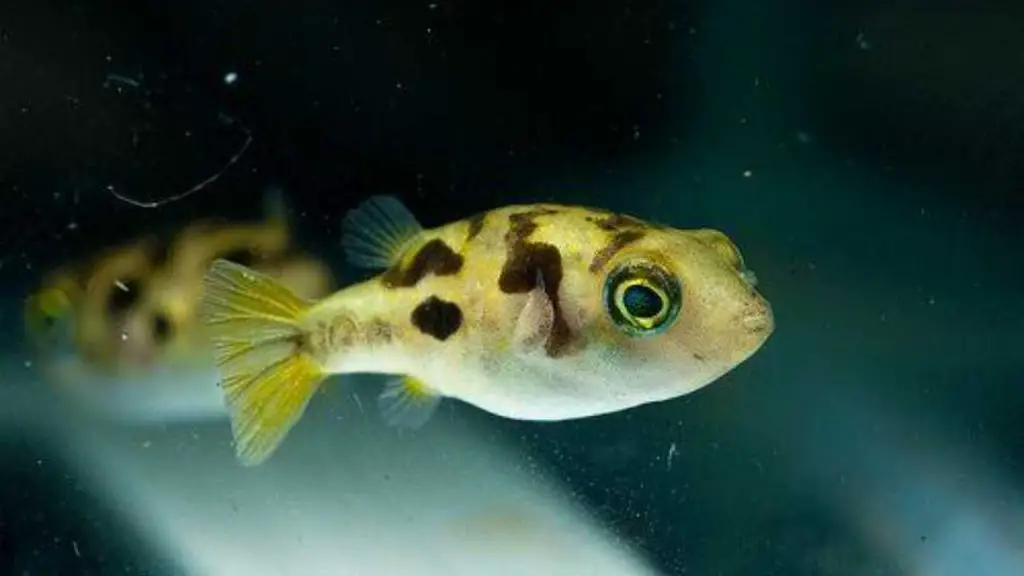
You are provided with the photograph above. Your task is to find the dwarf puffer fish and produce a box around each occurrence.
[23,191,335,423]
[199,195,775,466]
[25,190,333,375]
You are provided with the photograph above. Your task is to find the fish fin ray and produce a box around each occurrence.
[199,258,326,466]
[377,375,441,429]
[511,270,554,353]
[341,195,423,269]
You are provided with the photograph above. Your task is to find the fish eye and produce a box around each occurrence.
[27,289,71,334]
[603,261,682,337]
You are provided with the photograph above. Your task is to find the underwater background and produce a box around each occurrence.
[1,0,1022,574]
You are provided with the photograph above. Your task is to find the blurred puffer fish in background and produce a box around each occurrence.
[23,190,336,423]
[200,195,775,466]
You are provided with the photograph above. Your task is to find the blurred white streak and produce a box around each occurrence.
[21,373,657,576]
[41,356,228,424]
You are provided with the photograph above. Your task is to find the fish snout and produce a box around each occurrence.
[740,296,774,337]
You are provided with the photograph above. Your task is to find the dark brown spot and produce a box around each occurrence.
[692,352,706,362]
[588,229,646,273]
[151,311,173,343]
[411,296,463,341]
[497,209,575,358]
[142,236,173,269]
[380,238,464,288]
[221,248,258,268]
[465,212,487,241]
[590,213,647,232]
[587,210,668,232]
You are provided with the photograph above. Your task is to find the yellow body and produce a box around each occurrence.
[24,200,335,386]
[200,196,775,466]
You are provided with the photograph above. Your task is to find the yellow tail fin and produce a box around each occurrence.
[199,258,326,466]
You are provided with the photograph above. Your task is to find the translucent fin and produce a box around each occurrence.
[341,195,423,269]
[377,375,441,429]
[199,258,327,466]
[511,270,554,353]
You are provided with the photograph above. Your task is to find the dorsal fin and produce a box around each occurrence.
[341,195,423,269]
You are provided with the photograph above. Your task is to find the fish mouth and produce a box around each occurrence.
[739,268,759,288]
[741,302,775,336]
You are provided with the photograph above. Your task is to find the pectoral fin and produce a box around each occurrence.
[511,271,554,353]
[377,375,442,429]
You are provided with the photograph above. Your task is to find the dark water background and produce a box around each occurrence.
[1,0,1022,574]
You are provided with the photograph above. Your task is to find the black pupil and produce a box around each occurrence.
[622,284,663,319]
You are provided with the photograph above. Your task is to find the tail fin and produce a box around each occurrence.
[199,258,326,466]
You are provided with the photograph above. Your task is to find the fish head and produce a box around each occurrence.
[577,221,774,398]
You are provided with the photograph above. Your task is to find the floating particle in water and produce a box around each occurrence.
[104,73,141,93]
[99,74,253,209]
[855,31,871,50]
[106,114,253,209]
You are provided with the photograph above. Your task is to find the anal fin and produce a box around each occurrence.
[341,195,423,269]
[377,375,442,429]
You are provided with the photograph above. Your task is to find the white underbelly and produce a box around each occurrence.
[428,355,690,422]
[330,342,720,423]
